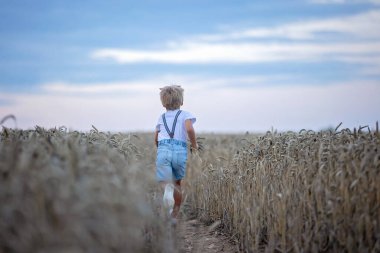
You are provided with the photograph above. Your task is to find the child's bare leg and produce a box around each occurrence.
[159,181,167,191]
[171,179,182,218]
[156,181,167,216]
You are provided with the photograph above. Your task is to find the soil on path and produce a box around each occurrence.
[176,216,239,253]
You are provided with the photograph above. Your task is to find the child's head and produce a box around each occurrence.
[160,85,184,110]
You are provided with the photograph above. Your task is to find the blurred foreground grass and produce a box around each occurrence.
[1,124,379,252]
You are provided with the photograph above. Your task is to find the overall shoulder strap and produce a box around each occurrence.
[162,110,182,139]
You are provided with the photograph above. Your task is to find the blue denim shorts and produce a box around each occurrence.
[156,139,188,181]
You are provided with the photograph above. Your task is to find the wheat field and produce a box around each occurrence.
[0,123,379,252]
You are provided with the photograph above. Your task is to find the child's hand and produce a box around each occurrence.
[195,137,204,153]
[190,137,204,154]
[190,146,198,154]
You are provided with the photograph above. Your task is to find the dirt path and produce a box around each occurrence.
[176,216,239,253]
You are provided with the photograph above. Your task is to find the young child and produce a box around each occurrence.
[154,85,198,223]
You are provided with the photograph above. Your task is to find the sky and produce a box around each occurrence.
[0,0,379,132]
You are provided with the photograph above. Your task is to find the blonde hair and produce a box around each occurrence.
[159,85,184,110]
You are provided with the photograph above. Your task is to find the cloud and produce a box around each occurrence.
[91,10,380,73]
[40,75,280,95]
[194,10,380,41]
[91,42,380,68]
[1,78,379,132]
[41,81,159,94]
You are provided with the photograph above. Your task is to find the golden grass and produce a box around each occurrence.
[1,123,379,252]
[0,127,173,253]
[186,127,380,252]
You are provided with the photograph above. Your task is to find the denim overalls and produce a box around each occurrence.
[156,110,188,181]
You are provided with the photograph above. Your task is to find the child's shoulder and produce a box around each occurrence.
[180,110,194,116]
[180,110,196,122]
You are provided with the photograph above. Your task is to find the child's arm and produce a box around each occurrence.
[185,119,198,151]
[154,130,159,147]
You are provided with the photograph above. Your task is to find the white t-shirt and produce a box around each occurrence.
[156,109,196,142]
